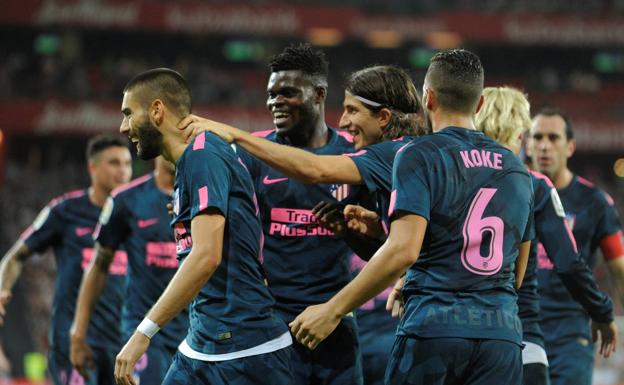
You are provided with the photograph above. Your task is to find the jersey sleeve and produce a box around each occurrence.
[94,195,130,249]
[186,137,232,219]
[346,142,394,194]
[537,183,614,323]
[595,191,623,260]
[389,143,431,221]
[20,201,64,253]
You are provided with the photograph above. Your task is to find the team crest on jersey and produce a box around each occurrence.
[99,197,114,225]
[565,213,576,231]
[173,189,180,215]
[550,188,566,218]
[32,206,51,231]
[330,184,350,202]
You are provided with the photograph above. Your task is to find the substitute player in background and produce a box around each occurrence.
[114,68,292,385]
[290,49,533,385]
[70,156,188,385]
[178,65,424,385]
[0,135,132,385]
[475,87,616,385]
[529,107,624,385]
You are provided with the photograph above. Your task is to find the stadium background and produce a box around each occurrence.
[0,0,623,383]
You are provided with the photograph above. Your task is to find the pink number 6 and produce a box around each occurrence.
[461,188,504,275]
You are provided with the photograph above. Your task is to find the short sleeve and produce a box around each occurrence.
[595,191,622,243]
[20,201,63,253]
[94,196,130,249]
[389,143,431,221]
[347,142,394,194]
[186,135,232,219]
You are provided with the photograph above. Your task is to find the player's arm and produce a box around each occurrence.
[115,210,224,385]
[0,241,32,324]
[290,213,427,349]
[515,241,531,289]
[178,115,363,185]
[603,231,624,308]
[70,242,115,378]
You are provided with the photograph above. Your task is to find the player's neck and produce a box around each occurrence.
[431,112,475,133]
[160,130,189,164]
[88,185,109,208]
[154,168,174,195]
[551,168,574,190]
[282,119,329,148]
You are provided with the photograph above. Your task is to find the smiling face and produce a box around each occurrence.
[266,70,320,136]
[89,146,132,193]
[120,90,164,160]
[529,114,574,179]
[339,92,384,150]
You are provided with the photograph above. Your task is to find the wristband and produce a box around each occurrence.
[136,318,160,339]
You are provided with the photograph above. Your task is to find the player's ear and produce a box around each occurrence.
[566,138,576,158]
[151,99,165,126]
[475,94,484,114]
[424,88,436,111]
[378,107,392,129]
[314,87,327,104]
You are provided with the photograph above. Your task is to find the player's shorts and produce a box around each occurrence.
[48,345,116,385]
[544,335,593,385]
[360,330,394,385]
[131,344,177,385]
[291,316,363,385]
[161,346,293,385]
[523,363,550,385]
[385,336,522,385]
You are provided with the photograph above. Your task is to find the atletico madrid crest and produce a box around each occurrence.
[330,184,350,201]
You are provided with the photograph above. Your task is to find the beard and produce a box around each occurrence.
[135,119,164,160]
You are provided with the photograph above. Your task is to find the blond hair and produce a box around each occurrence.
[475,86,531,148]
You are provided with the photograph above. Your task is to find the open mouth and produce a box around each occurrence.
[273,111,291,126]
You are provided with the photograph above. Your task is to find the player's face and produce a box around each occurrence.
[121,91,164,160]
[266,70,318,135]
[529,115,573,178]
[90,146,132,193]
[339,92,383,150]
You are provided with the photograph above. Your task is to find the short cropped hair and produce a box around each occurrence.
[475,87,531,148]
[123,68,192,117]
[534,106,574,140]
[269,43,329,88]
[425,49,484,114]
[85,134,128,162]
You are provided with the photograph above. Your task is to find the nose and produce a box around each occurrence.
[120,118,130,135]
[267,95,285,111]
[338,111,350,129]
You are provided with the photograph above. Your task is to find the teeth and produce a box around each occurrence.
[274,113,289,119]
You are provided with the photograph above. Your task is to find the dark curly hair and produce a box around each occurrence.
[269,43,328,88]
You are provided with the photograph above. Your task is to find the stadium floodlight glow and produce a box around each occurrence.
[306,28,344,47]
[614,158,624,178]
[425,31,462,50]
[365,30,403,49]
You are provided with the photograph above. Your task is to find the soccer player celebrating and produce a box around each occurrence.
[289,49,534,385]
[475,87,616,385]
[114,68,292,385]
[529,107,624,385]
[70,156,188,385]
[178,64,424,385]
[0,135,132,385]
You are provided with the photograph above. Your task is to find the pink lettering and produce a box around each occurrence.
[81,248,127,275]
[268,223,335,237]
[493,153,503,170]
[460,151,475,168]
[470,149,483,166]
[481,150,494,168]
[270,208,317,224]
[537,242,554,270]
[145,242,178,268]
[176,235,193,254]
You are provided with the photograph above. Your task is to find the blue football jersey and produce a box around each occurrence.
[94,173,188,351]
[20,190,126,351]
[172,132,287,355]
[390,127,533,345]
[239,128,367,320]
[538,175,622,339]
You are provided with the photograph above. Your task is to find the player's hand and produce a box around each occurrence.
[177,114,237,144]
[289,303,341,350]
[312,201,347,237]
[70,334,95,380]
[344,205,384,239]
[166,202,175,217]
[386,276,405,319]
[115,332,150,385]
[591,320,618,358]
[0,291,12,326]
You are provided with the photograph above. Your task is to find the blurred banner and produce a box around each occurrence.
[2,0,624,46]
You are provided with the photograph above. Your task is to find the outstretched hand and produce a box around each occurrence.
[177,115,237,144]
[344,205,385,240]
[312,201,347,237]
[591,320,617,359]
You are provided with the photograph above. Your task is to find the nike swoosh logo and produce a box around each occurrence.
[263,176,288,185]
[75,227,93,237]
[138,218,159,228]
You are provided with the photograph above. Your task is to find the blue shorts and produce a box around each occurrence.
[360,331,394,385]
[132,344,177,385]
[291,317,363,385]
[544,336,593,385]
[161,346,293,385]
[522,363,550,385]
[48,346,116,385]
[385,336,522,385]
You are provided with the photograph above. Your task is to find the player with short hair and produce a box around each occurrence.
[475,87,616,385]
[70,156,188,385]
[0,134,132,385]
[289,49,534,385]
[114,68,292,385]
[529,107,624,385]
